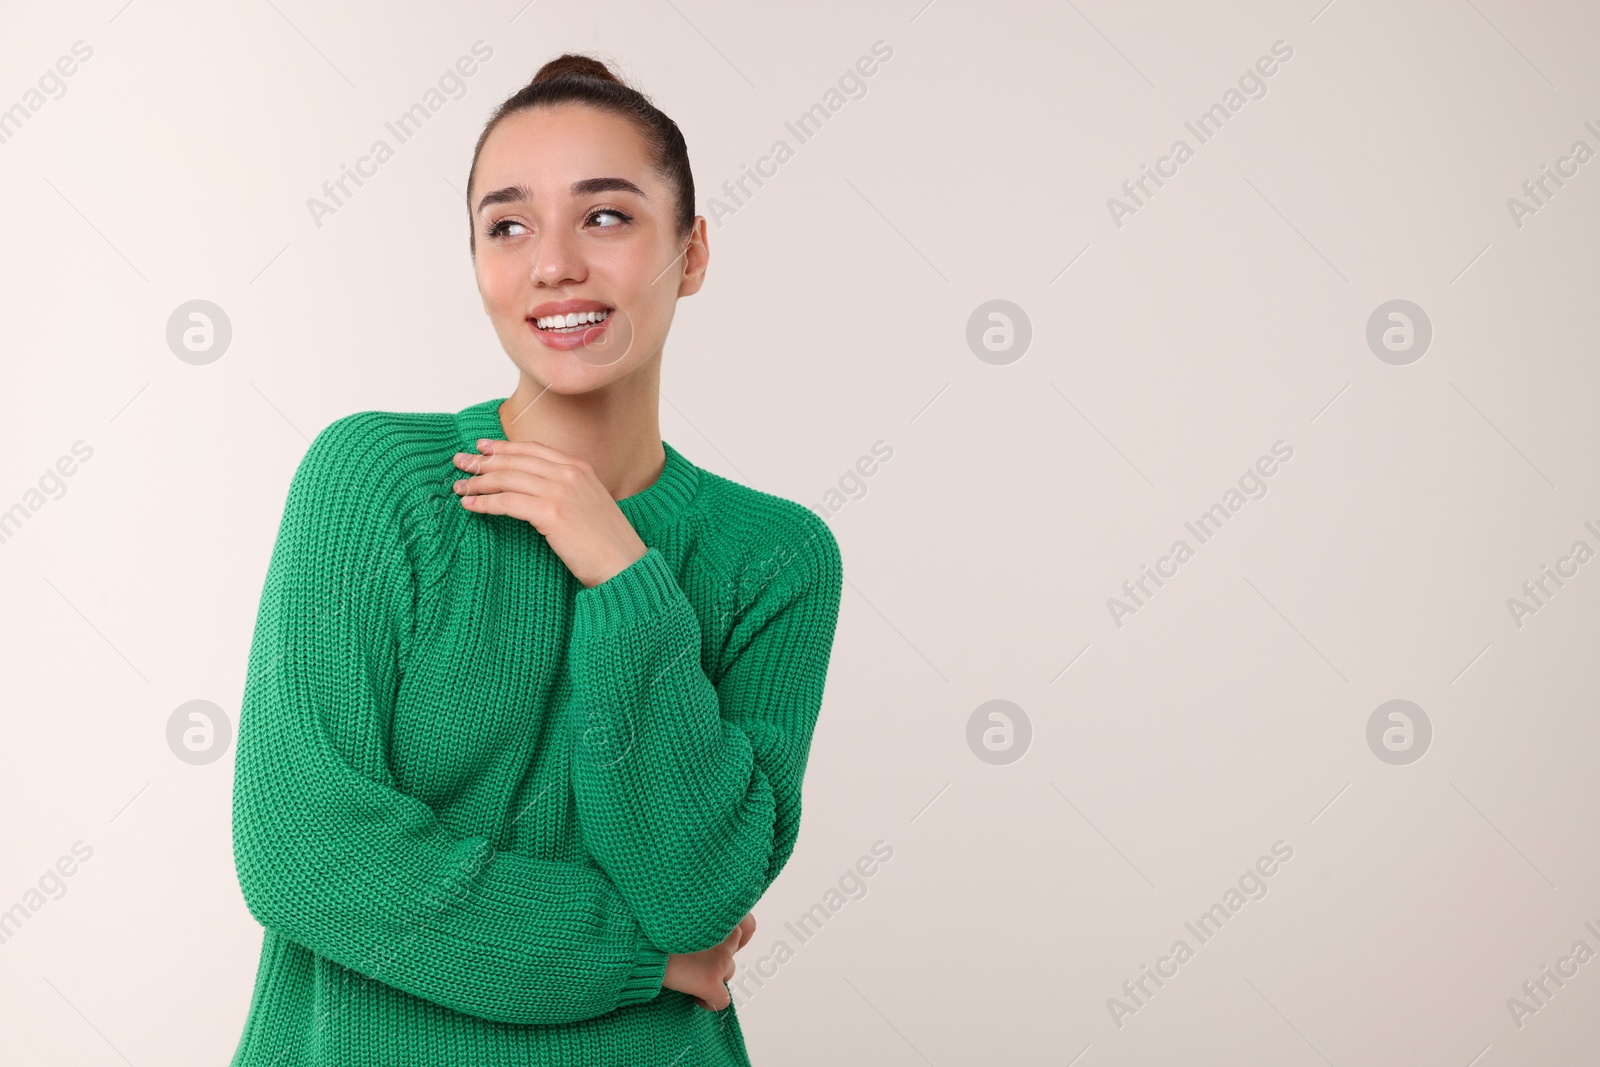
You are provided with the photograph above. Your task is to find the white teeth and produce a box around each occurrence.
[535,309,611,330]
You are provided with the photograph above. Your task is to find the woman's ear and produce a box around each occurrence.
[678,217,710,298]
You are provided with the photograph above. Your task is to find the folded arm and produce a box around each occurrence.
[566,517,843,954]
[233,417,667,1025]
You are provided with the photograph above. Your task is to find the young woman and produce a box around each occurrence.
[229,53,843,1066]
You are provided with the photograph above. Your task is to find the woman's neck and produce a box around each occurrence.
[497,369,666,502]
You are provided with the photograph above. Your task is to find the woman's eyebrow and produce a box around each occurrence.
[476,177,647,215]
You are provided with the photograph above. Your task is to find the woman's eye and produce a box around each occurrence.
[589,209,631,228]
[487,219,527,239]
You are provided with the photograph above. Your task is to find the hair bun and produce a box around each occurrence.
[531,53,621,86]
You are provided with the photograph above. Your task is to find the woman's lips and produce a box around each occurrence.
[528,313,611,351]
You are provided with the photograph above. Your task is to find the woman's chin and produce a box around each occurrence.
[508,355,627,395]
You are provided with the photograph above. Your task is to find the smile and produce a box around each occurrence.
[533,308,612,332]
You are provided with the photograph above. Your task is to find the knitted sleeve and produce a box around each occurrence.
[232,414,668,1025]
[566,512,843,954]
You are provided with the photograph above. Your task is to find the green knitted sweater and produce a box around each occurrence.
[229,397,843,1066]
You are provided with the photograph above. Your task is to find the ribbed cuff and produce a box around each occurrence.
[616,932,669,1006]
[575,547,682,632]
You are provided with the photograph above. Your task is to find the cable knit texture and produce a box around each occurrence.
[228,397,843,1066]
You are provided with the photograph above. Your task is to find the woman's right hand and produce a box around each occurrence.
[661,912,757,1011]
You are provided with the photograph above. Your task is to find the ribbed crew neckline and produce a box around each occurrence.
[453,397,701,530]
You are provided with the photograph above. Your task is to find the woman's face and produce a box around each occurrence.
[470,103,705,392]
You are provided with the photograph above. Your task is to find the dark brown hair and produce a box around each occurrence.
[465,53,695,256]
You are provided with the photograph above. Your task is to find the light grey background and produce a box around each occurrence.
[2,0,1597,1064]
